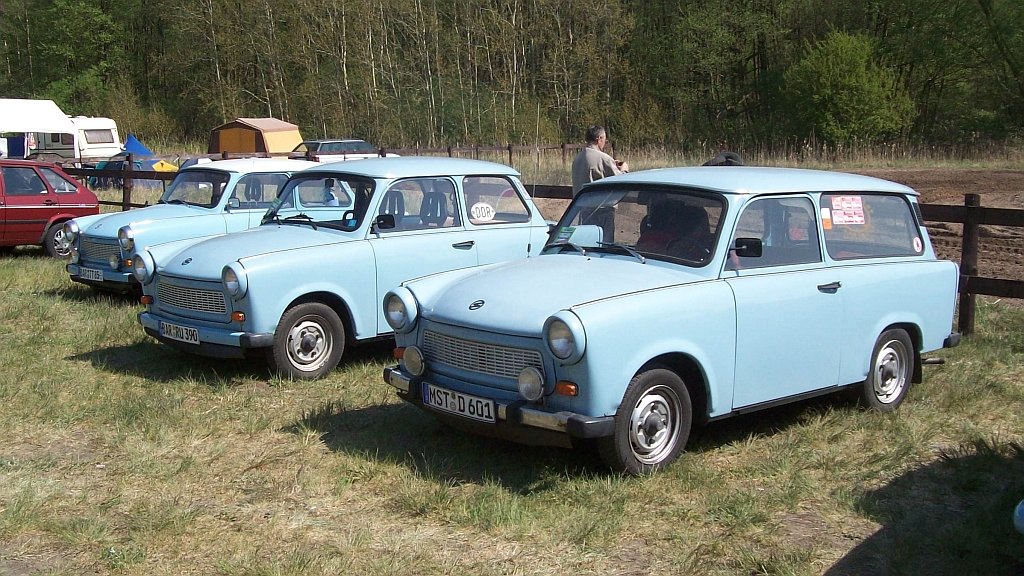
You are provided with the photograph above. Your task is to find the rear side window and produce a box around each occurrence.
[40,167,80,194]
[462,176,530,225]
[820,193,924,259]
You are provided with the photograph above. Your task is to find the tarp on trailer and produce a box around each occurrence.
[0,98,75,134]
[207,117,302,155]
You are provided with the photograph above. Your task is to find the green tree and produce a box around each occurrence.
[783,31,914,143]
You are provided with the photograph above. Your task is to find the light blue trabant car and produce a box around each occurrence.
[134,157,550,379]
[64,158,317,293]
[382,167,962,474]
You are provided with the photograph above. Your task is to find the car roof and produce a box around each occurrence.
[591,166,917,196]
[182,158,319,174]
[308,156,521,178]
[303,139,368,144]
[0,158,63,169]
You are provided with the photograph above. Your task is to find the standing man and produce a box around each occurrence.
[571,125,629,196]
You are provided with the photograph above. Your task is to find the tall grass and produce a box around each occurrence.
[1,227,1022,574]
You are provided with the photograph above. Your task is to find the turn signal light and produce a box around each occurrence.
[554,381,578,396]
[393,347,405,359]
[140,295,153,305]
[231,311,245,322]
[125,258,133,268]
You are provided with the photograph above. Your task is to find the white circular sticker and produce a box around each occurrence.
[913,237,923,253]
[470,202,496,221]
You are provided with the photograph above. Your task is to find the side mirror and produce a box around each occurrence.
[226,197,240,209]
[374,213,396,230]
[733,237,763,257]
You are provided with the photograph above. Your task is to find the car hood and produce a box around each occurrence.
[415,255,706,335]
[156,225,353,280]
[80,204,211,238]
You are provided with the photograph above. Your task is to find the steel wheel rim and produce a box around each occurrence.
[873,338,908,404]
[628,385,681,464]
[286,317,332,371]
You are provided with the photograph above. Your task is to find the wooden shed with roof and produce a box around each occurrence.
[207,117,303,155]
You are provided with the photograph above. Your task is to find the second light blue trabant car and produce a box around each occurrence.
[382,167,962,474]
[134,157,550,379]
[64,158,317,293]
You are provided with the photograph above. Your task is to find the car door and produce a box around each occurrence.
[725,195,844,409]
[461,176,539,263]
[0,163,53,244]
[370,177,479,334]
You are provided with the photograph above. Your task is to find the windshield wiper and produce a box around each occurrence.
[159,198,187,205]
[595,242,646,263]
[281,213,318,230]
[543,241,588,256]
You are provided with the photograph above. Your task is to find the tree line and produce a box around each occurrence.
[1,0,1022,152]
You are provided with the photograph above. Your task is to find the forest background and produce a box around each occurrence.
[1,0,1023,156]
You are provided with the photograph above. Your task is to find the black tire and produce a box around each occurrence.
[44,223,70,258]
[598,368,692,475]
[861,329,914,412]
[267,302,345,380]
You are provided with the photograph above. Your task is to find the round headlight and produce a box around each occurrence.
[384,288,418,333]
[544,312,586,364]
[108,253,121,270]
[518,367,544,401]
[118,226,135,251]
[222,263,248,299]
[403,345,425,376]
[63,220,79,244]
[132,251,154,284]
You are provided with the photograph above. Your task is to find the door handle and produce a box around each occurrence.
[452,240,475,249]
[817,281,841,293]
[44,199,56,205]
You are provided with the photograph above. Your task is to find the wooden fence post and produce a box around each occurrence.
[958,193,981,335]
[121,153,134,212]
[507,143,513,168]
[561,143,567,167]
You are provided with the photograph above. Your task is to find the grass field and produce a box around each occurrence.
[1,248,1023,575]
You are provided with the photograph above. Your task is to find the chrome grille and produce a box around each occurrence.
[80,237,120,261]
[157,282,227,315]
[423,330,543,379]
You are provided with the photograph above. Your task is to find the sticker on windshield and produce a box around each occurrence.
[470,202,496,222]
[830,196,865,225]
[555,226,575,242]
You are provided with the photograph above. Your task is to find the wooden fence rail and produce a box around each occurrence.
[61,163,1021,335]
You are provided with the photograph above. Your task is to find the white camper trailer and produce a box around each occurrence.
[0,99,121,162]
[30,116,122,161]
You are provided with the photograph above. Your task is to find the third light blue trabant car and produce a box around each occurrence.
[382,167,962,475]
[63,158,318,293]
[134,157,550,379]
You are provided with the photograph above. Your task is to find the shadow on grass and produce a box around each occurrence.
[825,439,1024,576]
[286,386,857,489]
[68,337,397,384]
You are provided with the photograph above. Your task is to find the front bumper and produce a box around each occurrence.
[66,263,137,292]
[138,311,273,359]
[383,365,613,447]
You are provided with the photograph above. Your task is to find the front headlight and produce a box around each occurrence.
[63,221,79,245]
[117,226,135,251]
[384,287,418,333]
[132,251,155,284]
[544,312,586,364]
[222,263,248,299]
[518,367,545,401]
[108,253,121,270]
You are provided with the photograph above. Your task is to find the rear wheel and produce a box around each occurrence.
[598,368,692,475]
[861,329,914,412]
[44,223,70,258]
[267,302,345,380]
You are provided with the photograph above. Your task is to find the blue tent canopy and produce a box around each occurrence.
[122,133,153,157]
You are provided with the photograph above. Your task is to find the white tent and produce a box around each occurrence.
[0,99,75,134]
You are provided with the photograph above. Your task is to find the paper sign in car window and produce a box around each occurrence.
[470,202,496,222]
[831,195,865,225]
[820,207,833,230]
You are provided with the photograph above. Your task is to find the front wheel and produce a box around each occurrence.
[44,223,70,258]
[268,302,345,380]
[598,368,692,475]
[861,329,914,412]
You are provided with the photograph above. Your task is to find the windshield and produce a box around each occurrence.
[159,170,230,208]
[263,173,376,231]
[546,186,727,266]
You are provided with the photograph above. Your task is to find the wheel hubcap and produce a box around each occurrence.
[53,229,70,257]
[873,340,907,403]
[286,319,331,371]
[629,386,680,464]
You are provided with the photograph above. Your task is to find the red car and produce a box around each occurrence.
[0,159,99,257]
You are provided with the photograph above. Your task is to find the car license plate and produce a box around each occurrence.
[159,321,200,345]
[422,383,496,423]
[80,267,103,282]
